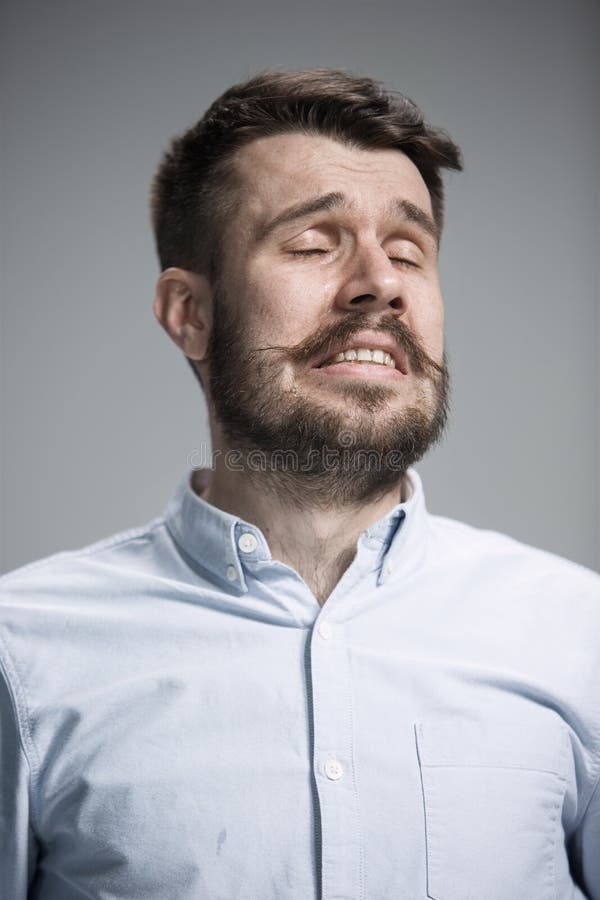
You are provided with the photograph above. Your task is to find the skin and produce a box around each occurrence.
[153,132,446,605]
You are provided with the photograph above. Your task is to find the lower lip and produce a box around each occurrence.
[311,362,406,380]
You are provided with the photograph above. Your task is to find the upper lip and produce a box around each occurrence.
[312,331,409,375]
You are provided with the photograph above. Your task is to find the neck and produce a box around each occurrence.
[195,453,407,607]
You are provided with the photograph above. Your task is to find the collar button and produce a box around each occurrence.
[238,533,258,554]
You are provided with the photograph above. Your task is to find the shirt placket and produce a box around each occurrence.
[310,615,364,900]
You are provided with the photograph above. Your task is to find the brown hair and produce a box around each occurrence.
[150,68,463,282]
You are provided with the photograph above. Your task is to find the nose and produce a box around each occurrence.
[333,242,407,314]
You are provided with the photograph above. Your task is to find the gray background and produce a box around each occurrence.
[1,0,598,574]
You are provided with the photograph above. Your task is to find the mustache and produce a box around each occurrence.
[252,312,444,378]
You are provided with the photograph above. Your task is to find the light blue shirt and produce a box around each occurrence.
[1,466,600,899]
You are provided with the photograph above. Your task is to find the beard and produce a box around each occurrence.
[205,285,450,510]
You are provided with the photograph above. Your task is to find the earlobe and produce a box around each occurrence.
[153,268,213,361]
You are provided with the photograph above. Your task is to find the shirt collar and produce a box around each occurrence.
[373,466,429,585]
[162,466,429,593]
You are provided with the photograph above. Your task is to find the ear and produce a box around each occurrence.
[153,267,213,362]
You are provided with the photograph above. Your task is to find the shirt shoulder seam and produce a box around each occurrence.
[573,763,600,832]
[0,630,42,831]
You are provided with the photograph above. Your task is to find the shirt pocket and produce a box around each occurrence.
[415,717,569,900]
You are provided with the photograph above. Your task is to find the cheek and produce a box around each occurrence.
[412,296,444,361]
[246,266,328,336]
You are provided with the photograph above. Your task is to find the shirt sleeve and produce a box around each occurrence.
[571,774,600,899]
[0,654,38,899]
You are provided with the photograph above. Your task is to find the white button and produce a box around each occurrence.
[238,533,258,553]
[318,621,332,640]
[226,565,238,581]
[385,557,393,574]
[324,757,344,781]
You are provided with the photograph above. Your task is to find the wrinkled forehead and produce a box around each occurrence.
[229,132,435,235]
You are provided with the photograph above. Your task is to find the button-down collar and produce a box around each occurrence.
[163,465,429,596]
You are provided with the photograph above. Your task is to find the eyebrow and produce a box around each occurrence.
[252,190,439,246]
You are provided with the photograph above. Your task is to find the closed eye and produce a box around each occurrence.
[389,257,419,268]
[288,248,329,256]
[288,250,419,268]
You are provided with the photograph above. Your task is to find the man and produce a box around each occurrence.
[0,69,599,900]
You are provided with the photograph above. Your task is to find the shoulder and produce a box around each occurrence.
[0,516,175,700]
[0,515,167,606]
[427,511,600,594]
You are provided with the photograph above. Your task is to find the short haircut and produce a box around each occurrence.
[150,68,463,281]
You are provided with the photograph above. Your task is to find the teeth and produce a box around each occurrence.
[324,347,396,368]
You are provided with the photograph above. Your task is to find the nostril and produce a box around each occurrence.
[350,294,377,304]
[389,297,403,310]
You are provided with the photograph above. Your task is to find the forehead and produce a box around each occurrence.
[230,132,434,231]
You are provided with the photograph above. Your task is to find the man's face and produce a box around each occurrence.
[204,132,449,506]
